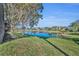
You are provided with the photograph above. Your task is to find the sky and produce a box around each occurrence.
[36,3,79,27]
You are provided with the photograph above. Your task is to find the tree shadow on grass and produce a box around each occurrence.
[72,39,79,45]
[22,35,69,56]
[59,35,79,45]
[42,38,69,56]
[2,33,70,56]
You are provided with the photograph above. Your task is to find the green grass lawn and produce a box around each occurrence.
[0,37,64,56]
[48,38,79,56]
[60,34,79,40]
[0,32,79,56]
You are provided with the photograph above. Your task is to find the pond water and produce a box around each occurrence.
[23,32,58,38]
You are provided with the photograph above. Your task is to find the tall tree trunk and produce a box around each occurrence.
[0,3,5,43]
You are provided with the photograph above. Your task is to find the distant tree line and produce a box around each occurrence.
[31,20,79,32]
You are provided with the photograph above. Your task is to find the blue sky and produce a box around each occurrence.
[36,3,79,27]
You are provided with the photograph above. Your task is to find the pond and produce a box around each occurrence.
[23,32,58,38]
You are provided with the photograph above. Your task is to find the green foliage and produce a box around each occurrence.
[69,20,79,32]
[12,32,24,38]
[4,3,43,32]
[40,26,68,32]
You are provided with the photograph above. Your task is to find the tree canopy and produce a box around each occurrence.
[69,20,79,32]
[4,3,43,32]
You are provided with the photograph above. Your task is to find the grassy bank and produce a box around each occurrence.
[48,38,79,56]
[0,37,64,56]
[0,32,79,56]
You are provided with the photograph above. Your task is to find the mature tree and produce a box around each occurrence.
[69,20,79,32]
[0,3,43,43]
[0,4,5,43]
[4,3,43,32]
